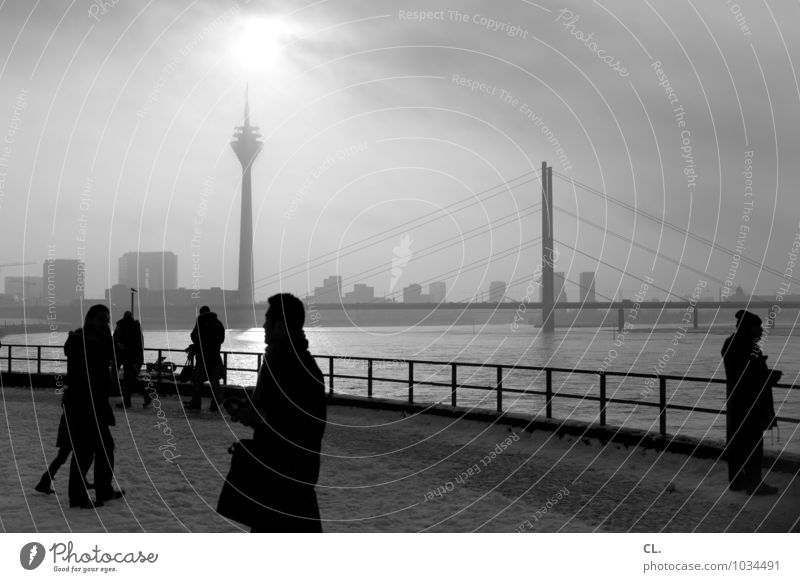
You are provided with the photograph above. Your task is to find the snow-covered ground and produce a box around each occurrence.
[1,386,797,532]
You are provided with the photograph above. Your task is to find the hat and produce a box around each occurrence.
[735,310,761,328]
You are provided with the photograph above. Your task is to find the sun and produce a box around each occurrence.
[229,17,298,72]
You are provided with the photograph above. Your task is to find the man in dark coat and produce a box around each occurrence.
[113,311,147,408]
[722,310,781,495]
[185,306,225,411]
[63,304,125,508]
[227,293,327,532]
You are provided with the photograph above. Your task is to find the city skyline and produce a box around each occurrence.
[2,1,800,307]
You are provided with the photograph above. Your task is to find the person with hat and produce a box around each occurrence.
[721,310,781,495]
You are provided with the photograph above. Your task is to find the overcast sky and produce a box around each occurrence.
[1,0,799,302]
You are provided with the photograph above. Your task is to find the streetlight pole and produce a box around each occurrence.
[130,288,137,318]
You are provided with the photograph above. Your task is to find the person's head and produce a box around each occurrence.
[264,293,305,344]
[123,310,133,320]
[199,305,211,315]
[84,304,111,335]
[735,309,763,339]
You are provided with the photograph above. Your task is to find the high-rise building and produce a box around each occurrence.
[312,275,342,304]
[118,252,178,291]
[579,272,596,302]
[42,259,84,305]
[489,281,507,303]
[5,276,43,299]
[428,281,446,303]
[554,271,566,303]
[230,86,263,305]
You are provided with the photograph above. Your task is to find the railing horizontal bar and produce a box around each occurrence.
[5,343,800,390]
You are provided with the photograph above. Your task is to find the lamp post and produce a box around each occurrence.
[130,288,137,318]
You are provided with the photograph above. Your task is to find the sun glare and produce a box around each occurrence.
[230,17,298,72]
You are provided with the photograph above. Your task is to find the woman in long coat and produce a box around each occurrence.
[721,310,781,495]
[63,304,124,508]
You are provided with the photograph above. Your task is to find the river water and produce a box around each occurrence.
[4,323,798,451]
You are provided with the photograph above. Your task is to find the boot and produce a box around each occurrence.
[35,472,55,495]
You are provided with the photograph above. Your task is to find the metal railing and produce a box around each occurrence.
[2,344,799,439]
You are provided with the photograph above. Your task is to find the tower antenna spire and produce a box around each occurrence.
[244,82,250,127]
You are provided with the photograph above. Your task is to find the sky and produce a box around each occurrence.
[1,0,799,303]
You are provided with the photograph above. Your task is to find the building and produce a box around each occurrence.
[106,284,235,308]
[579,272,596,302]
[403,283,433,303]
[343,283,376,303]
[118,252,178,291]
[312,275,342,304]
[42,259,84,305]
[489,281,507,303]
[5,276,43,300]
[429,281,446,303]
[554,271,567,303]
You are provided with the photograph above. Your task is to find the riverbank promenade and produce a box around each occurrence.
[1,385,798,532]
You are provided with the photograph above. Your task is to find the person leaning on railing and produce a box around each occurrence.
[721,310,781,496]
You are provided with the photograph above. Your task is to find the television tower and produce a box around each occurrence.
[230,85,263,305]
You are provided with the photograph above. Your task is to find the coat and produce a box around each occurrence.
[249,336,327,525]
[63,327,116,431]
[722,333,778,444]
[113,317,144,366]
[190,311,225,368]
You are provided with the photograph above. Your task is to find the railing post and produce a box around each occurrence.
[659,377,667,436]
[545,369,553,418]
[618,306,625,332]
[37,346,42,375]
[223,352,228,386]
[451,363,457,407]
[329,357,334,395]
[693,307,699,330]
[367,359,373,398]
[7,345,11,373]
[496,366,503,413]
[408,361,414,404]
[599,373,606,426]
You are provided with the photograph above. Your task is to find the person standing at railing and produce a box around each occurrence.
[113,311,149,409]
[184,305,225,412]
[224,293,327,532]
[63,304,125,508]
[722,310,781,496]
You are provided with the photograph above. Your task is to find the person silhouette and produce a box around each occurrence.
[184,306,225,412]
[63,304,125,508]
[721,310,781,495]
[225,293,327,532]
[113,311,148,408]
